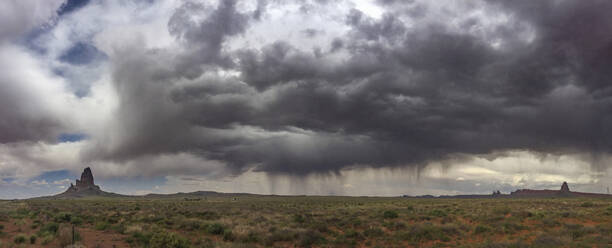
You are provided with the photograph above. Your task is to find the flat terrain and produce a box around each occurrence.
[0,196,611,247]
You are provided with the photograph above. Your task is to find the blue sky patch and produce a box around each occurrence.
[58,133,87,143]
[59,42,107,65]
[2,177,17,184]
[30,170,75,183]
[57,0,92,16]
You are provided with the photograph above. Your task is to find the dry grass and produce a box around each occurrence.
[0,196,610,247]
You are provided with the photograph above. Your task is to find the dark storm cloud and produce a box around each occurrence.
[0,64,61,143]
[83,0,612,175]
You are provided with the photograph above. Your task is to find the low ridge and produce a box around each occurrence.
[405,182,612,198]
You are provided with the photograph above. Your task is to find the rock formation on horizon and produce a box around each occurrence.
[560,181,570,192]
[67,167,101,192]
[53,167,121,198]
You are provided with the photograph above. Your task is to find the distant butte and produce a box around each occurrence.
[71,167,100,191]
[54,167,123,198]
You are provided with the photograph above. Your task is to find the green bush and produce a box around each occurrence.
[474,225,490,234]
[70,216,83,225]
[293,214,306,223]
[205,223,224,235]
[126,231,154,246]
[265,229,296,245]
[400,224,456,243]
[239,231,260,243]
[500,222,526,234]
[38,222,59,235]
[29,235,36,244]
[14,234,27,244]
[95,221,110,230]
[429,209,447,217]
[54,212,72,223]
[298,230,325,247]
[580,202,594,207]
[533,234,563,247]
[41,235,54,245]
[493,207,511,215]
[383,210,399,219]
[222,230,235,242]
[150,232,190,248]
[363,227,384,237]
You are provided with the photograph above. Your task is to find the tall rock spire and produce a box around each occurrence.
[71,167,100,191]
[55,167,120,198]
[560,181,570,192]
[77,167,94,187]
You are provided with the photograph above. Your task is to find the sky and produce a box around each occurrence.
[1,0,612,199]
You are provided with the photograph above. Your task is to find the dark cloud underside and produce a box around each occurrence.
[4,0,612,176]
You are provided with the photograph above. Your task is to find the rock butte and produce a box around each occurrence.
[70,167,100,192]
[55,167,119,198]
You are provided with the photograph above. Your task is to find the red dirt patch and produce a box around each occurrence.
[77,227,130,248]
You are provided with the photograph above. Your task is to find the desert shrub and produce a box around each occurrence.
[239,231,260,243]
[333,236,357,246]
[479,240,529,248]
[383,210,399,219]
[428,209,447,217]
[38,222,59,235]
[0,224,3,230]
[14,234,27,244]
[400,223,458,243]
[474,225,490,234]
[343,229,363,240]
[179,219,202,231]
[149,232,190,248]
[493,207,511,215]
[95,221,110,230]
[313,222,330,233]
[126,231,154,246]
[298,230,325,247]
[514,210,533,219]
[205,223,224,235]
[222,230,235,241]
[111,223,127,234]
[40,235,54,245]
[70,216,83,225]
[541,217,560,227]
[293,214,306,223]
[532,234,562,247]
[54,212,72,223]
[580,202,594,207]
[564,224,591,240]
[29,235,37,244]
[500,222,526,234]
[265,229,296,245]
[58,225,81,247]
[106,215,121,224]
[605,206,612,215]
[195,211,220,220]
[363,227,384,237]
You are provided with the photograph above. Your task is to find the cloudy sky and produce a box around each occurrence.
[1,0,612,199]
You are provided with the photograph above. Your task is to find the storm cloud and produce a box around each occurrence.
[76,0,612,175]
[2,0,612,183]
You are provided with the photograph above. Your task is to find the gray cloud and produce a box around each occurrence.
[4,0,612,178]
[0,0,68,143]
